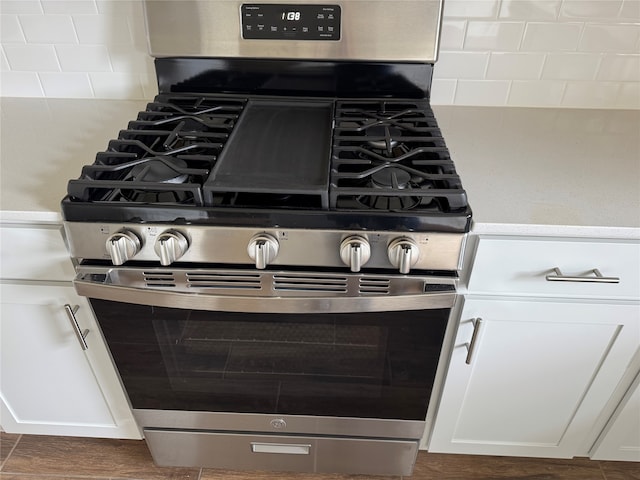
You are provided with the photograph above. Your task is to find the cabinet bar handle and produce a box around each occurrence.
[545,267,620,284]
[64,304,89,350]
[250,443,311,455]
[464,317,482,365]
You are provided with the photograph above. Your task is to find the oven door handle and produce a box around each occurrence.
[73,275,456,314]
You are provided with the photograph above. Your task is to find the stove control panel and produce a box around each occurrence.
[241,4,341,41]
[66,223,465,272]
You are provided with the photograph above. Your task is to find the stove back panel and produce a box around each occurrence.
[144,0,444,63]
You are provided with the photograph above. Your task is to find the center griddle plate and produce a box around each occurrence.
[204,99,334,208]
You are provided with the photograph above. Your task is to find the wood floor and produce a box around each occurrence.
[0,432,638,480]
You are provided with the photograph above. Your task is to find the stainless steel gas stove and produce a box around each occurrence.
[61,1,470,476]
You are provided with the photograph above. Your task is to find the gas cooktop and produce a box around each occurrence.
[62,93,470,233]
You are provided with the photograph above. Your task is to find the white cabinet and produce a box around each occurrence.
[429,235,640,459]
[591,371,640,461]
[0,222,140,439]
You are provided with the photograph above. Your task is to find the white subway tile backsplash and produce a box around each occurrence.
[521,22,583,51]
[3,44,59,71]
[430,78,457,105]
[464,21,524,51]
[0,71,43,96]
[597,54,640,81]
[443,0,499,19]
[619,0,640,20]
[486,52,545,80]
[508,80,566,106]
[55,44,111,71]
[19,15,78,44]
[579,24,640,53]
[542,53,600,80]
[616,82,640,109]
[108,46,154,73]
[0,1,43,14]
[1,48,10,71]
[455,80,510,105]
[0,0,637,110]
[440,20,466,50]
[41,0,98,14]
[563,81,621,107]
[140,72,158,99]
[560,0,623,19]
[0,15,25,43]
[89,71,143,98]
[73,14,133,45]
[39,71,93,97]
[433,51,489,79]
[499,1,561,20]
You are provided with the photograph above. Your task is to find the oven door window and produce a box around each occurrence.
[91,300,449,421]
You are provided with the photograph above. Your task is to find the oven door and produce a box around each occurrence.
[77,267,455,440]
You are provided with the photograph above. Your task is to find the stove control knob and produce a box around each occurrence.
[340,236,371,272]
[248,234,279,269]
[388,238,420,274]
[155,230,189,266]
[105,230,141,265]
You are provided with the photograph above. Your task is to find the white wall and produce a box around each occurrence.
[1,0,639,108]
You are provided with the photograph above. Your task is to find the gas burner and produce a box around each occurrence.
[118,188,191,204]
[126,157,190,184]
[371,167,411,189]
[365,125,401,151]
[357,194,422,211]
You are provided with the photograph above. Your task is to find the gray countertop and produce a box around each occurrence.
[1,97,638,238]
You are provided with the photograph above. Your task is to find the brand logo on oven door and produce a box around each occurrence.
[270,418,287,429]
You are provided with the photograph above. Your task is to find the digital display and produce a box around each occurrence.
[242,4,340,41]
[282,11,301,21]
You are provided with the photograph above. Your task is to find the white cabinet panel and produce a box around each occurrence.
[0,224,75,281]
[429,297,640,458]
[591,372,640,461]
[0,283,140,439]
[468,237,640,300]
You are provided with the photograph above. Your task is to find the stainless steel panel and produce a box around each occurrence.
[144,0,443,62]
[64,222,466,272]
[143,428,419,475]
[134,409,426,439]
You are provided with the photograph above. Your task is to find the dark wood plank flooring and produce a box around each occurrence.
[1,433,638,480]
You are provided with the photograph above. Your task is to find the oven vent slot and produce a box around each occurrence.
[186,272,261,290]
[359,277,391,295]
[143,271,176,287]
[273,275,348,293]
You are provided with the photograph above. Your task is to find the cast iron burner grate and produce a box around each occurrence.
[330,100,467,212]
[66,94,247,205]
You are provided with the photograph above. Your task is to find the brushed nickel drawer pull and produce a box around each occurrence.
[64,304,89,350]
[250,443,311,455]
[545,268,620,284]
[464,317,482,365]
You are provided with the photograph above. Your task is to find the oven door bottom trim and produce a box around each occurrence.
[133,409,426,440]
[143,428,419,476]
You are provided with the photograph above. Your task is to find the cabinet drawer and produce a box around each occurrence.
[468,236,640,299]
[144,429,418,476]
[0,224,75,281]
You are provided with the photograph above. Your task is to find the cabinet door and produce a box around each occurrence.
[429,297,640,458]
[591,371,640,461]
[0,283,141,439]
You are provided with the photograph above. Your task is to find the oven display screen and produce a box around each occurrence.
[282,11,301,21]
[242,4,341,40]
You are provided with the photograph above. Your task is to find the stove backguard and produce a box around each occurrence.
[144,0,444,63]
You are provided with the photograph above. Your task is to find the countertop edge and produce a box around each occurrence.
[471,222,640,240]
